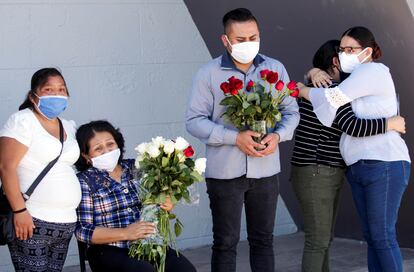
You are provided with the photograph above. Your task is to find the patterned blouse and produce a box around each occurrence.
[75,159,141,249]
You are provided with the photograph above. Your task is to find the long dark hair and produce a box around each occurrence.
[313,40,340,74]
[341,26,382,60]
[75,120,125,172]
[19,68,68,111]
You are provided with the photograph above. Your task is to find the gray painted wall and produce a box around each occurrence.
[0,1,297,270]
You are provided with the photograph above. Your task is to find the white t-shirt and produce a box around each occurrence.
[0,109,81,223]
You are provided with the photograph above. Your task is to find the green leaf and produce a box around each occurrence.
[157,193,166,204]
[190,171,203,181]
[244,105,256,115]
[161,157,169,168]
[246,93,256,102]
[171,180,182,186]
[242,101,250,109]
[169,213,177,219]
[256,83,265,93]
[220,96,240,106]
[174,220,183,237]
[275,112,282,122]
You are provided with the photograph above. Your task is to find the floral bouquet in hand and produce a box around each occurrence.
[219,70,299,144]
[129,136,206,272]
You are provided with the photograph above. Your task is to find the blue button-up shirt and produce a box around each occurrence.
[186,52,299,179]
[75,159,141,249]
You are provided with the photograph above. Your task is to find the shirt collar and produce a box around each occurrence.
[221,50,265,70]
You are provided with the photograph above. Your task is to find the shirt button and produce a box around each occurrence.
[123,189,129,194]
[127,208,132,212]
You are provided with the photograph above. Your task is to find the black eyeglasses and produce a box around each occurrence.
[336,46,364,54]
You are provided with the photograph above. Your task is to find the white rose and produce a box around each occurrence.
[147,143,161,158]
[174,137,189,151]
[163,140,175,155]
[135,155,145,169]
[152,136,165,148]
[135,142,148,154]
[194,158,207,174]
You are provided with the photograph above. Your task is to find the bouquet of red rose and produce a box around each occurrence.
[219,70,298,142]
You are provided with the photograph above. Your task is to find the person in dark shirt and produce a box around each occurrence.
[290,40,405,272]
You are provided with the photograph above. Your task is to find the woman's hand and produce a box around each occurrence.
[13,210,35,240]
[160,196,174,212]
[309,69,332,88]
[123,221,156,241]
[297,83,311,100]
[387,116,406,134]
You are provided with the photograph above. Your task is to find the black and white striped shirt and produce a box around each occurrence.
[291,84,386,168]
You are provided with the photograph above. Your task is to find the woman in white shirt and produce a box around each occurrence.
[0,68,81,272]
[298,26,410,272]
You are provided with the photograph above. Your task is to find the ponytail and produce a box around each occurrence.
[372,41,382,60]
[18,90,34,111]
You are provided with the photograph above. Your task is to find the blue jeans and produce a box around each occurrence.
[346,160,410,272]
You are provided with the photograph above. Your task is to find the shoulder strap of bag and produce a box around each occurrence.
[23,118,64,200]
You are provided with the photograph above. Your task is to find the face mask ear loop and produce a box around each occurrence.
[357,47,371,64]
[224,35,233,49]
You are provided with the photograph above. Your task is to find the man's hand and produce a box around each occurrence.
[236,130,265,157]
[258,133,280,156]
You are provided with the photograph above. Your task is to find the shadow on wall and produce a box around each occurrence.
[183,0,414,248]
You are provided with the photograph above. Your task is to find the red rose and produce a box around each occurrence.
[228,76,237,84]
[227,76,243,94]
[275,80,284,91]
[232,80,243,91]
[287,80,297,90]
[290,89,299,98]
[220,82,230,94]
[266,71,279,84]
[183,146,194,157]
[231,88,239,95]
[260,69,270,79]
[246,80,255,91]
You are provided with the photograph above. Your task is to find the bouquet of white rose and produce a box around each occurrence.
[128,136,206,272]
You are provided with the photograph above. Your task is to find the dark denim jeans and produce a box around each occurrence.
[347,160,410,272]
[206,174,279,272]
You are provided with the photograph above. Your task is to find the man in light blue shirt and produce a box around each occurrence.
[186,8,299,272]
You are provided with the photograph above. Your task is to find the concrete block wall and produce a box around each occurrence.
[0,1,297,270]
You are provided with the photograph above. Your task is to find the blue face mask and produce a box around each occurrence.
[35,94,68,119]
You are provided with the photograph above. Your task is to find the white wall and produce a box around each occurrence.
[408,0,414,16]
[0,1,297,270]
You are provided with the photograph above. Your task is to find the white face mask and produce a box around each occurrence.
[225,35,260,64]
[91,148,120,172]
[339,47,371,73]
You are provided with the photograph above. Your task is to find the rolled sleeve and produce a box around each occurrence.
[75,178,96,244]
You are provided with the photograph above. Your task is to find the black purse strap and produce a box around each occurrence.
[22,118,64,200]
